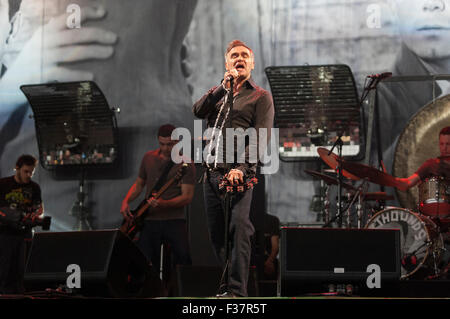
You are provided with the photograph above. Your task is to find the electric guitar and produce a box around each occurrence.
[120,163,188,239]
[0,206,51,231]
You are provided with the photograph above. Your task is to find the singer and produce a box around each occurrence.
[192,40,274,297]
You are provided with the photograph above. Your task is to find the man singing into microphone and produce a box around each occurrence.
[193,40,274,297]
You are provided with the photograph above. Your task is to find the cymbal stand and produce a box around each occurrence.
[431,245,440,278]
[357,192,364,229]
[355,179,369,228]
[434,178,446,232]
[342,179,369,228]
[327,135,344,227]
[323,185,331,225]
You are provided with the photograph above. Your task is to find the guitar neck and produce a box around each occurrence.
[134,176,178,218]
[153,177,176,199]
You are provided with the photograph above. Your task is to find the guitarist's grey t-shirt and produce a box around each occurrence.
[138,149,196,220]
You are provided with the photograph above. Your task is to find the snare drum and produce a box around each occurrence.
[365,207,443,279]
[418,177,450,218]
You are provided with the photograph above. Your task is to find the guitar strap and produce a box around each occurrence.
[149,160,175,196]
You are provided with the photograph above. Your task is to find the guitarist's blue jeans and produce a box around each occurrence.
[203,170,255,297]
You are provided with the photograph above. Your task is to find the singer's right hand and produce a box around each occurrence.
[223,68,239,89]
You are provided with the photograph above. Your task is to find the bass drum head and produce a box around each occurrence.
[365,207,443,279]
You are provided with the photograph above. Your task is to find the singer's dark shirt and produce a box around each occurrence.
[192,78,274,176]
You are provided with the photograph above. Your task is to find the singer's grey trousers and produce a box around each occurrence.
[203,170,254,297]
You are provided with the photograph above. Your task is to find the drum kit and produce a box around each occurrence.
[306,147,450,280]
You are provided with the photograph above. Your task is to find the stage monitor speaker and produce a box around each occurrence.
[279,228,401,296]
[24,229,163,297]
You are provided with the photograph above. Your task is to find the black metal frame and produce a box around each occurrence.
[20,81,119,170]
[265,64,365,162]
[20,81,119,230]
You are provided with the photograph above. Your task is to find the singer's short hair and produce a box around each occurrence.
[158,124,176,138]
[440,126,450,136]
[225,40,253,58]
[15,154,37,169]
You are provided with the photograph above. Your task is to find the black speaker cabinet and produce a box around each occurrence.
[24,229,162,297]
[279,228,401,296]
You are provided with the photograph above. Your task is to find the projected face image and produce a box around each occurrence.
[0,1,117,118]
[393,0,450,60]
[0,0,11,60]
[0,0,197,231]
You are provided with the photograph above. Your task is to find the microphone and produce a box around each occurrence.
[367,72,392,80]
[225,68,238,82]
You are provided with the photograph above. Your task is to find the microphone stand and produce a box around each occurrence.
[218,189,234,295]
[218,76,234,295]
[362,75,388,171]
[229,77,234,124]
[360,77,378,102]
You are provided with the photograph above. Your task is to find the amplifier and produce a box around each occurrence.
[24,230,162,297]
[279,227,401,296]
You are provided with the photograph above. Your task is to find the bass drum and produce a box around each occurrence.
[365,207,443,279]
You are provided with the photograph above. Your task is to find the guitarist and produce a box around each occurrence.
[120,124,195,278]
[0,154,44,294]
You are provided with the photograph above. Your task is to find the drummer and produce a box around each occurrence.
[395,126,450,191]
[395,126,450,278]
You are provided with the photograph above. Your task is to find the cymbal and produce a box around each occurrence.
[362,192,395,201]
[317,147,360,180]
[305,169,355,191]
[337,159,398,187]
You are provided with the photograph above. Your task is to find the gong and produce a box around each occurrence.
[393,94,450,210]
